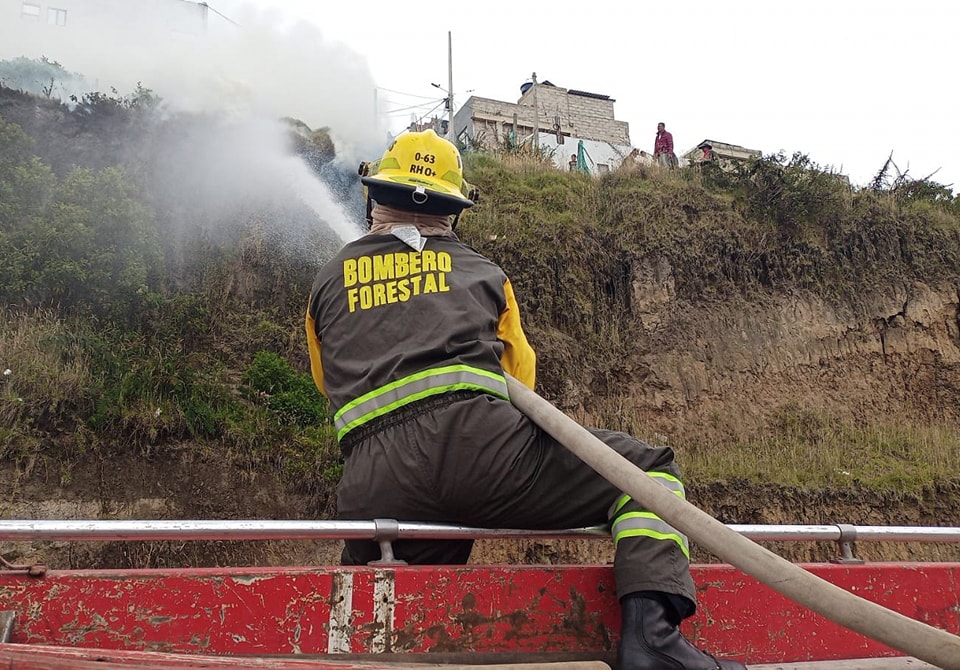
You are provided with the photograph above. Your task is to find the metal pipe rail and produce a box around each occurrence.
[0,519,611,542]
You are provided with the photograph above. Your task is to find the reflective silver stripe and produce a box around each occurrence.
[334,364,508,440]
[610,472,686,517]
[646,472,685,497]
[611,511,690,558]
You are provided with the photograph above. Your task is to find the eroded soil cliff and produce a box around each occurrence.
[4,279,958,569]
[2,85,959,571]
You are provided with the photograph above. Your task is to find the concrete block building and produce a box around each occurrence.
[0,0,209,63]
[453,80,634,173]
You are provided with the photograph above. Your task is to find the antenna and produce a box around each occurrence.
[531,72,539,152]
[447,31,454,141]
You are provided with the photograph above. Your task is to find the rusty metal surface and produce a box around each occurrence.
[1,563,958,666]
[0,644,612,669]
[689,562,960,663]
[0,644,943,669]
[0,644,400,668]
[0,566,617,657]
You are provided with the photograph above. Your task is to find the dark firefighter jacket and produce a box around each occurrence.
[305,233,536,444]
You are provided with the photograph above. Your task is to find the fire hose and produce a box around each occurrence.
[505,374,960,670]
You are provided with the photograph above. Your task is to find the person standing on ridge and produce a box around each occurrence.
[699,142,718,163]
[305,129,745,670]
[654,121,678,169]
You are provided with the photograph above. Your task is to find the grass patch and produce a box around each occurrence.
[672,407,960,493]
[0,309,96,459]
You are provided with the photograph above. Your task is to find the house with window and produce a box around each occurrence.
[0,0,209,64]
[453,80,633,174]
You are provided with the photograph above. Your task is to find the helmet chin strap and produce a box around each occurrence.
[364,196,374,230]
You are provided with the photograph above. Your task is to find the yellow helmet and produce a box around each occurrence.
[360,130,475,215]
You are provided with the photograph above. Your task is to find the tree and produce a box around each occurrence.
[0,117,162,320]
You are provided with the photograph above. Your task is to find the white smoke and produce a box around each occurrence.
[0,0,386,244]
[150,117,364,245]
[0,1,381,148]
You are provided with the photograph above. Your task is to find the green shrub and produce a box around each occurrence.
[0,117,163,322]
[85,330,229,442]
[729,152,850,237]
[242,351,330,427]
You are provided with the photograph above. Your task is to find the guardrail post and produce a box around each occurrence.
[368,518,407,566]
[830,524,865,564]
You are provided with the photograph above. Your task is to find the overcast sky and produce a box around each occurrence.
[4,0,953,189]
[212,0,958,190]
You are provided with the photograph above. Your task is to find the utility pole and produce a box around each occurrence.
[447,31,455,141]
[531,72,539,153]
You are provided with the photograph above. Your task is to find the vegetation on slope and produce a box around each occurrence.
[1,80,959,505]
[458,153,960,492]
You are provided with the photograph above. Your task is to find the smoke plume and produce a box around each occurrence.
[0,0,387,245]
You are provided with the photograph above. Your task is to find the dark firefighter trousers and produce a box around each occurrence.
[336,391,696,611]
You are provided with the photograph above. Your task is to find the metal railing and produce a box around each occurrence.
[2,519,960,565]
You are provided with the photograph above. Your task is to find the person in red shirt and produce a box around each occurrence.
[654,122,678,169]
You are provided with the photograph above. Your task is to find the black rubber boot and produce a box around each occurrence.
[617,593,747,670]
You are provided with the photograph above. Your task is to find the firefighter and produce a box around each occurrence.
[305,129,745,670]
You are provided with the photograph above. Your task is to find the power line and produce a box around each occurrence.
[376,86,442,100]
[384,109,440,117]
[411,99,448,127]
[203,3,240,26]
[380,98,447,115]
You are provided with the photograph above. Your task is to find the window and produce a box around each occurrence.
[21,2,41,20]
[48,7,67,26]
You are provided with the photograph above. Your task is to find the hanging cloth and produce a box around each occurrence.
[576,140,590,174]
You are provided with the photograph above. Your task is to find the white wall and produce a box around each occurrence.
[538,133,633,173]
[1,0,207,92]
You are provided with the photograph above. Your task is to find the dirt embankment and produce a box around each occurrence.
[636,279,960,424]
[2,84,959,570]
[4,278,959,570]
